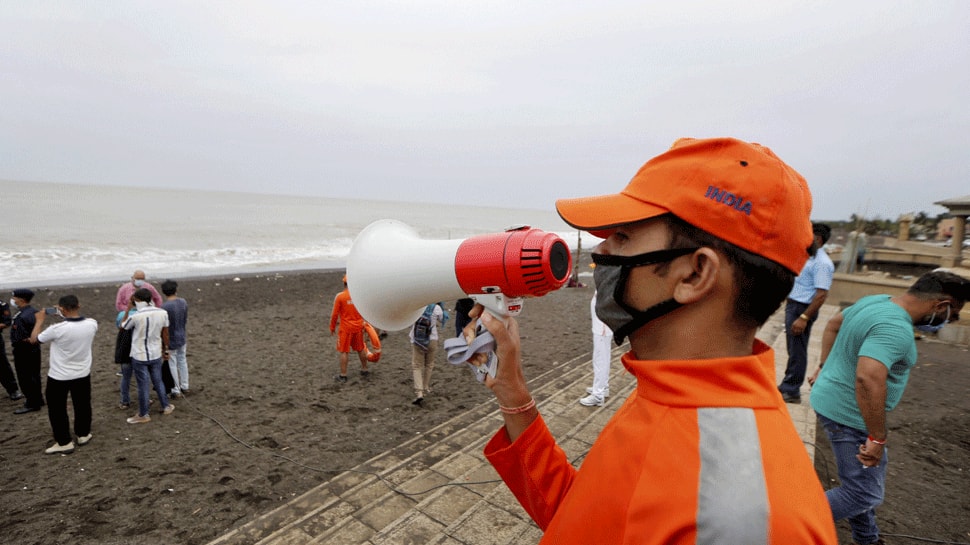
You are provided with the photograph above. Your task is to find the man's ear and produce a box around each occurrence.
[672,248,720,304]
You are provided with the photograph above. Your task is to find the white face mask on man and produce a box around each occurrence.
[916,301,952,329]
[133,279,145,287]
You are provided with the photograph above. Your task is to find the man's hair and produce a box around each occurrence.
[133,288,153,303]
[908,271,969,303]
[12,289,34,302]
[812,223,832,245]
[58,295,79,310]
[661,214,795,328]
[161,280,178,296]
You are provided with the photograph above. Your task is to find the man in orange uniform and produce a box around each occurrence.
[472,138,837,544]
[329,275,370,382]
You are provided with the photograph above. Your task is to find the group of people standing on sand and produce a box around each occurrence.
[113,271,190,425]
[1,269,190,454]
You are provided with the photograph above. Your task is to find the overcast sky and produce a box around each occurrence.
[2,1,968,221]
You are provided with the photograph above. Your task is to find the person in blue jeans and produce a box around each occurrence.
[809,271,968,545]
[120,288,174,423]
[161,279,189,397]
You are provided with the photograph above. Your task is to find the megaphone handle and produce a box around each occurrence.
[469,293,522,320]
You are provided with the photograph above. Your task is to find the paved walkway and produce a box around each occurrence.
[207,304,837,545]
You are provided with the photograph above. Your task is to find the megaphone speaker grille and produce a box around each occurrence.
[549,240,570,281]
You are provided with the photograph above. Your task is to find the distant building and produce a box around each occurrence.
[937,218,956,241]
[933,194,970,268]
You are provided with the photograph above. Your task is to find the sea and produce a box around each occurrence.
[1,180,590,289]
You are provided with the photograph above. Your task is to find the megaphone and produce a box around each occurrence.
[347,219,572,331]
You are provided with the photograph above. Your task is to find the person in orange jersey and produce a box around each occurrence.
[468,138,837,544]
[329,274,369,382]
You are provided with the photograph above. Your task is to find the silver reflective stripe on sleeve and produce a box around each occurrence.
[696,407,768,545]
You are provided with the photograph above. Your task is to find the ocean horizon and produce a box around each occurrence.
[2,180,591,290]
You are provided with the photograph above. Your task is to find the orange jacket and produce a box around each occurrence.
[329,289,364,333]
[484,340,836,545]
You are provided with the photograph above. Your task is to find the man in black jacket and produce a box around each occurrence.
[0,298,24,400]
[10,288,43,414]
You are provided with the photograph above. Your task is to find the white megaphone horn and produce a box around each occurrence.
[346,219,573,331]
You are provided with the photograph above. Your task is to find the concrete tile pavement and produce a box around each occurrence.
[770,303,839,461]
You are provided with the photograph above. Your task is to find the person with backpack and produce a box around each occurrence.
[121,288,174,424]
[408,302,444,406]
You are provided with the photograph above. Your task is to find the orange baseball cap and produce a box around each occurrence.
[555,137,813,274]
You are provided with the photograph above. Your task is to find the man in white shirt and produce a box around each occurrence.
[121,288,174,424]
[30,295,98,455]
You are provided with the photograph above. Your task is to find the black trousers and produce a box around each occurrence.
[13,343,43,409]
[46,375,92,446]
[0,335,19,395]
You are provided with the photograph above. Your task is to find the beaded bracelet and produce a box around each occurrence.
[867,435,886,445]
[499,397,536,415]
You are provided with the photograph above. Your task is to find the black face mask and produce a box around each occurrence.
[592,247,699,344]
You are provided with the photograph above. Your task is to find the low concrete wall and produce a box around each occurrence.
[828,272,969,346]
[829,236,968,270]
[828,273,910,306]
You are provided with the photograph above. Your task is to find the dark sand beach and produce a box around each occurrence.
[1,269,966,544]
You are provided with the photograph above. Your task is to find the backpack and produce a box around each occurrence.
[413,304,435,351]
[114,327,133,364]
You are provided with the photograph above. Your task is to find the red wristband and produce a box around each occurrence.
[867,435,886,445]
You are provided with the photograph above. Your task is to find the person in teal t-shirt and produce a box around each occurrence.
[808,270,968,545]
[809,295,916,430]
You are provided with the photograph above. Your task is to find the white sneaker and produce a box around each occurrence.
[585,387,610,397]
[579,394,604,407]
[77,434,92,446]
[45,441,76,455]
